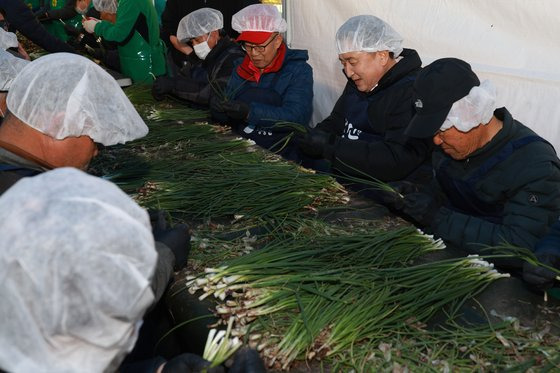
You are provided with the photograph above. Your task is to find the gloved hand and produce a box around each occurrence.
[152,76,175,101]
[153,224,191,270]
[83,19,100,34]
[148,209,167,233]
[64,23,83,37]
[221,100,250,121]
[295,129,334,159]
[161,353,223,373]
[34,7,50,21]
[523,247,560,289]
[401,191,442,227]
[229,348,266,373]
[390,180,421,195]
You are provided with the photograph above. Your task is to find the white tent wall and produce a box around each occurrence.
[286,0,560,150]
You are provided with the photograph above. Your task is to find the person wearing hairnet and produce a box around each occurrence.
[35,0,94,42]
[0,49,28,124]
[210,4,313,161]
[393,58,560,275]
[296,15,431,183]
[151,8,244,106]
[0,168,266,373]
[159,0,258,72]
[0,27,30,60]
[83,0,166,83]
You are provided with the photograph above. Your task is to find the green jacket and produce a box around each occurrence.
[94,0,165,82]
[431,108,560,254]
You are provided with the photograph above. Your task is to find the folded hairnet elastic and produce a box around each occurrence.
[177,7,223,42]
[232,4,287,33]
[336,15,403,56]
[0,167,157,373]
[6,53,148,145]
[440,80,497,132]
[0,49,29,91]
[93,0,118,13]
[0,28,19,50]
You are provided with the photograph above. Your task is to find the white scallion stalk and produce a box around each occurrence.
[202,317,242,368]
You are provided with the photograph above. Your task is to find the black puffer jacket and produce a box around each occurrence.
[170,37,244,105]
[316,48,432,181]
[0,0,75,53]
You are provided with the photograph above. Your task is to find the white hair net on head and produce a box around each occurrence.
[0,167,157,373]
[336,15,403,56]
[440,80,497,132]
[177,8,223,42]
[6,53,148,146]
[232,4,287,33]
[0,50,29,91]
[0,28,19,50]
[93,0,118,13]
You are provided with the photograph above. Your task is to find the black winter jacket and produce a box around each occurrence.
[170,37,243,105]
[431,108,560,259]
[316,48,432,181]
[0,0,75,53]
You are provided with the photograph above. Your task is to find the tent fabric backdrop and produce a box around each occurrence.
[286,0,560,149]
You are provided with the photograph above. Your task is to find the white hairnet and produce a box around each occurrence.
[232,4,287,33]
[336,15,403,56]
[440,80,497,132]
[6,53,148,146]
[0,50,29,91]
[0,28,19,50]
[93,0,118,13]
[0,167,157,373]
[177,8,223,41]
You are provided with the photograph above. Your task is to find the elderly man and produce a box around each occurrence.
[210,3,313,161]
[152,7,244,105]
[297,15,432,182]
[398,58,560,268]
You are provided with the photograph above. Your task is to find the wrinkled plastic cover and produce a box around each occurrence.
[232,4,287,33]
[441,80,497,132]
[177,7,223,41]
[0,50,29,91]
[93,0,118,13]
[0,168,157,373]
[336,15,403,56]
[6,53,148,145]
[0,28,19,50]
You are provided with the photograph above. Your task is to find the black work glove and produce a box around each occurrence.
[152,76,176,101]
[153,224,191,270]
[64,23,83,37]
[523,247,560,290]
[161,353,224,373]
[295,129,335,159]
[229,348,266,373]
[375,181,422,209]
[34,7,50,21]
[221,100,250,121]
[148,209,167,233]
[401,191,442,228]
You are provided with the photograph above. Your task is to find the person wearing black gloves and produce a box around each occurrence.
[0,0,75,53]
[152,8,244,106]
[160,0,258,71]
[296,15,432,183]
[523,220,560,289]
[395,58,560,271]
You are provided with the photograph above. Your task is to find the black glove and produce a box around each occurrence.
[153,224,191,270]
[295,129,334,159]
[229,348,266,373]
[401,191,442,227]
[152,76,176,101]
[148,209,167,233]
[64,23,83,37]
[523,247,560,289]
[221,100,250,121]
[34,7,50,21]
[161,353,224,373]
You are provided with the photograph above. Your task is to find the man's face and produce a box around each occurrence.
[432,125,483,160]
[243,33,283,70]
[338,51,388,92]
[76,0,91,13]
[191,30,218,49]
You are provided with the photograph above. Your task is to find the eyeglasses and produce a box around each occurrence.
[241,33,278,54]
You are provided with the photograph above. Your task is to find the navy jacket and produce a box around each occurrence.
[0,0,75,53]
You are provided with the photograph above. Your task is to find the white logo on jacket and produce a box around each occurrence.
[343,119,361,140]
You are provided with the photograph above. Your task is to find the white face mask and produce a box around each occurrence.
[193,33,213,60]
